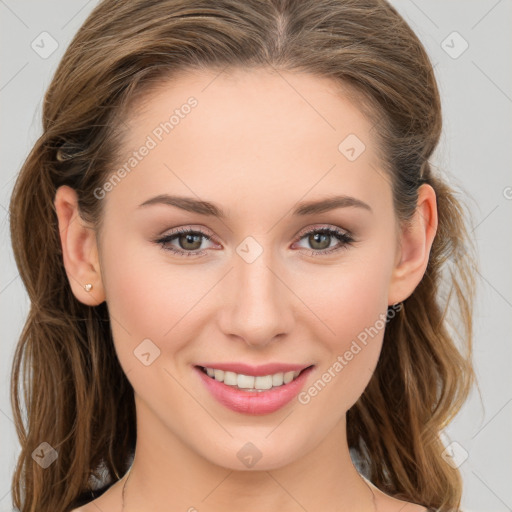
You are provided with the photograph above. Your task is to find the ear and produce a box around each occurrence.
[388,184,438,305]
[53,185,106,306]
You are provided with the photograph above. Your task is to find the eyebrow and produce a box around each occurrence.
[138,193,372,217]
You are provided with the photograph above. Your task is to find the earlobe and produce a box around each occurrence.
[388,184,438,305]
[53,185,106,306]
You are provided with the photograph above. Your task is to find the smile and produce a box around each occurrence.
[199,366,305,391]
[194,363,315,414]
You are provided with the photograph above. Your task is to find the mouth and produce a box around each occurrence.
[196,364,314,392]
[194,363,315,415]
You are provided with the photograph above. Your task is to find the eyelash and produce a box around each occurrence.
[154,225,354,258]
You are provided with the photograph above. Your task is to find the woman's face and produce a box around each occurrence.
[94,68,406,470]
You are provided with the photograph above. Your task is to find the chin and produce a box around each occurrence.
[193,429,313,472]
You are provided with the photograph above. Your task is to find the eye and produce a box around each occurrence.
[293,225,354,256]
[154,225,354,258]
[154,227,217,257]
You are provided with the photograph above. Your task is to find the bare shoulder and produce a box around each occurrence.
[68,500,112,512]
[363,477,429,512]
[376,490,430,511]
[377,495,429,511]
[68,489,118,512]
[68,506,97,512]
[396,504,429,511]
[68,478,122,512]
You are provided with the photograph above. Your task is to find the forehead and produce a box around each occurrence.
[106,68,390,217]
[124,67,378,148]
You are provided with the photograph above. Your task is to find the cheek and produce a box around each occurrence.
[100,244,211,425]
[310,251,393,346]
[297,249,395,410]
[100,233,220,370]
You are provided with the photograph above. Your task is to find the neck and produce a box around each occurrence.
[122,400,376,512]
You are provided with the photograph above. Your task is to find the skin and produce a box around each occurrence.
[55,68,437,512]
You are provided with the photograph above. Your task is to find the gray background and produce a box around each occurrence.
[1,1,511,511]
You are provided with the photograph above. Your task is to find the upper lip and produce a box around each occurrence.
[196,362,313,377]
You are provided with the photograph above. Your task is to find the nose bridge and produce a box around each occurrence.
[221,238,293,346]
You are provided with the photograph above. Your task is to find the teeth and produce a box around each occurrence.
[283,371,295,384]
[255,375,273,390]
[224,371,238,386]
[237,374,255,389]
[203,367,303,391]
[272,373,284,386]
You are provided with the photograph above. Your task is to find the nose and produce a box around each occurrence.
[217,245,295,348]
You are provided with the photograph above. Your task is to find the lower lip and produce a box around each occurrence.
[195,366,314,415]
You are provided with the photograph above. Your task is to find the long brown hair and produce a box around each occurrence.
[9,1,477,510]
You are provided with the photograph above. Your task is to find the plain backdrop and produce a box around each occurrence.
[1,1,511,511]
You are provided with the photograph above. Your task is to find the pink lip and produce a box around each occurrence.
[195,362,309,376]
[194,365,314,415]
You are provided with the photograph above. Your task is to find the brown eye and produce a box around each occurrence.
[155,228,216,257]
[177,233,203,251]
[294,227,354,256]
[307,232,332,250]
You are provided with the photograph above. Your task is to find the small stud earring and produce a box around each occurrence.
[84,283,93,292]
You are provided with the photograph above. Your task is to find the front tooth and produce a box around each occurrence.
[255,375,273,390]
[223,371,238,386]
[283,371,295,384]
[207,367,302,388]
[237,374,255,389]
[272,372,284,386]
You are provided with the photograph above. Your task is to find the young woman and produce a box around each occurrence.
[9,1,476,511]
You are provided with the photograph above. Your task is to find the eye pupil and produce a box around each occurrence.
[180,233,202,250]
[309,232,330,250]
